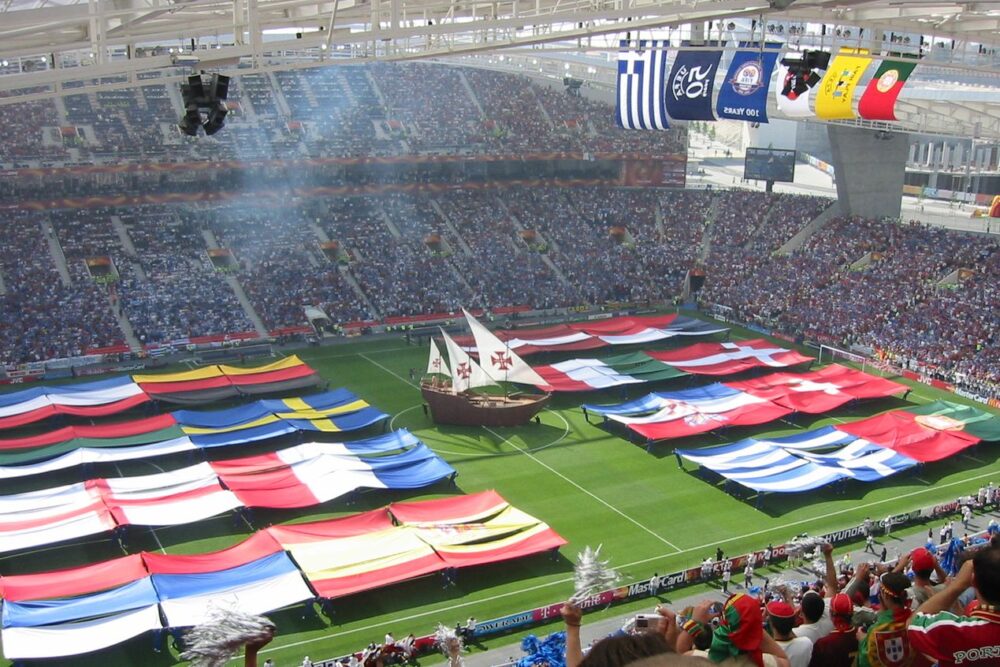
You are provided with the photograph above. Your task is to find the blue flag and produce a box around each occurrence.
[616,40,670,130]
[664,49,722,121]
[716,43,781,123]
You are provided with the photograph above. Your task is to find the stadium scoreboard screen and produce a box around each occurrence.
[744,148,797,183]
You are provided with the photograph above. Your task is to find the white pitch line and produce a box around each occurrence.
[484,425,682,552]
[963,453,986,464]
[114,460,167,554]
[307,345,411,361]
[359,353,681,552]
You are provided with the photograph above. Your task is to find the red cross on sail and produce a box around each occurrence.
[491,351,514,371]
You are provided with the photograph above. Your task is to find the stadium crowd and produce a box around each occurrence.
[1,183,997,402]
[556,538,1000,667]
[0,63,995,396]
[0,62,687,168]
[701,211,1000,394]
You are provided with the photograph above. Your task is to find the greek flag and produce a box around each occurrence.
[616,40,670,130]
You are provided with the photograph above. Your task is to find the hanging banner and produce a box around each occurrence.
[664,49,723,121]
[716,43,782,123]
[815,49,871,120]
[776,64,812,118]
[616,40,671,130]
[857,59,917,121]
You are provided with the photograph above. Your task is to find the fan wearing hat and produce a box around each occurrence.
[856,571,915,667]
[765,601,812,667]
[908,544,1000,667]
[686,593,790,667]
[903,548,953,613]
[807,593,857,667]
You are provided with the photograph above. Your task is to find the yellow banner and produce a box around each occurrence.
[218,355,305,376]
[132,365,223,384]
[815,49,871,120]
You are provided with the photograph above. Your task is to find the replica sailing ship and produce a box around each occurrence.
[421,310,551,426]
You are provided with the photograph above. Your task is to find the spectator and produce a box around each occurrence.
[765,600,813,667]
[856,572,915,667]
[561,601,678,667]
[685,594,790,667]
[907,544,1000,666]
[806,593,857,667]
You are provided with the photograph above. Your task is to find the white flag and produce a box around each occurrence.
[775,63,815,118]
[426,339,450,377]
[440,329,496,393]
[463,309,548,387]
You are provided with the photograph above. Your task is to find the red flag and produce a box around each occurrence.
[858,60,917,121]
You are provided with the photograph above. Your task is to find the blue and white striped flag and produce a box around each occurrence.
[616,40,670,130]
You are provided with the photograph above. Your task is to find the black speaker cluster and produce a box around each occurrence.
[178,73,231,136]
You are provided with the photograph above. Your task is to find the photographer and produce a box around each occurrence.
[561,601,679,667]
[685,594,790,667]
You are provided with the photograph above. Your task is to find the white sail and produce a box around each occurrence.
[462,309,547,386]
[426,339,450,377]
[440,329,496,393]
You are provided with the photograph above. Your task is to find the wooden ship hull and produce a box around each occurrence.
[421,382,550,427]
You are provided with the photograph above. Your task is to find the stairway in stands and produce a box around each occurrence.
[697,195,722,263]
[428,198,473,257]
[456,70,486,118]
[42,218,73,287]
[200,228,270,338]
[497,197,572,287]
[777,202,843,255]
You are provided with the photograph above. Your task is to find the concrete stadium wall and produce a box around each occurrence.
[827,125,909,219]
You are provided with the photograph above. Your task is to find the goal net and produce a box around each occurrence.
[818,344,868,373]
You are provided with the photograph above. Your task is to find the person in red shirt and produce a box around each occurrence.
[807,593,857,667]
[907,544,1000,667]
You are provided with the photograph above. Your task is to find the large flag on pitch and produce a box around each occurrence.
[857,59,917,121]
[716,43,781,123]
[664,48,723,121]
[815,49,871,120]
[616,40,670,130]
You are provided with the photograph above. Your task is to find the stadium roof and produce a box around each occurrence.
[1,0,999,138]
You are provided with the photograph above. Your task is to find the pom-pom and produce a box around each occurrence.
[516,630,567,667]
[180,608,275,667]
[767,576,798,602]
[434,623,464,662]
[571,545,619,603]
[786,536,826,559]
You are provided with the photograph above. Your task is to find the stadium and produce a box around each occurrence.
[0,0,999,665]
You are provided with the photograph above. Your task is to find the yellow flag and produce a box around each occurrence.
[815,49,870,120]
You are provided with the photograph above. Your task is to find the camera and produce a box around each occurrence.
[634,614,663,631]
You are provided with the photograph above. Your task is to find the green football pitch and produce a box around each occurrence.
[1,316,998,666]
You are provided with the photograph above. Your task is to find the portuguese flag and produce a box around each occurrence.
[858,59,917,121]
[905,400,1000,442]
[839,400,1000,462]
